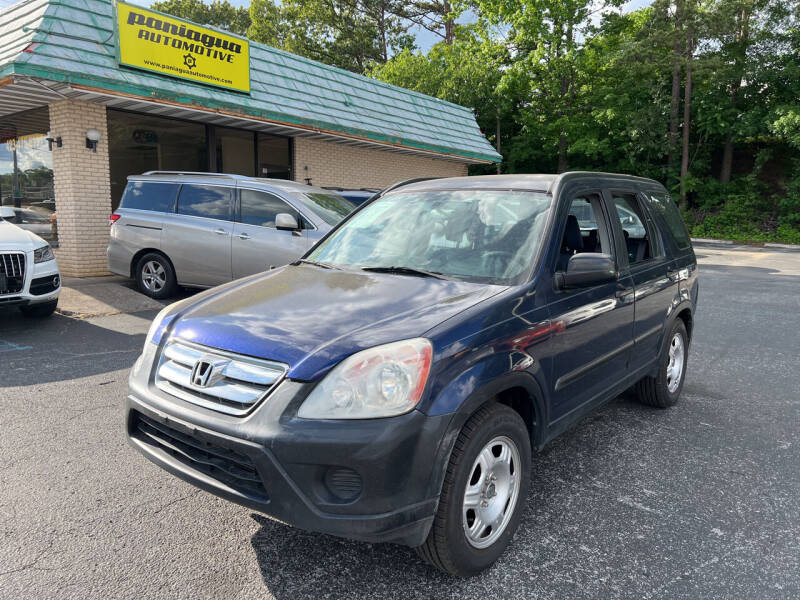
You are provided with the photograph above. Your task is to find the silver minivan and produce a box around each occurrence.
[107,172,355,298]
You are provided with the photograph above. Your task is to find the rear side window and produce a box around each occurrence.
[177,184,232,221]
[645,191,691,250]
[239,190,296,228]
[120,182,179,213]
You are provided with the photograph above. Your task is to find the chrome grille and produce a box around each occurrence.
[0,252,26,295]
[155,339,287,416]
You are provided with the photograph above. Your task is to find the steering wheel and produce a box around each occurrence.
[482,250,512,274]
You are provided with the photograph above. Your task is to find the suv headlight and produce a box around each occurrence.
[33,245,54,263]
[298,338,433,419]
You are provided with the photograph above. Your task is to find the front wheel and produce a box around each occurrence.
[415,403,531,577]
[635,319,688,408]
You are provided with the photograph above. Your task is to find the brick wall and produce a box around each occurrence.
[293,137,469,189]
[49,100,111,277]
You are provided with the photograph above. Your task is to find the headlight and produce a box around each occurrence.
[33,245,54,263]
[298,338,433,419]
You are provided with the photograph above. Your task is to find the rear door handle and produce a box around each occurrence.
[214,228,228,236]
[237,232,250,240]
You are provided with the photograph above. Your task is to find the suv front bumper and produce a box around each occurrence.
[125,346,455,547]
[0,252,60,308]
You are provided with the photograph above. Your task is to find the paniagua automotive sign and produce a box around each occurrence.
[116,2,250,93]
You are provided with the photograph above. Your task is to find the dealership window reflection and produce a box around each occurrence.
[0,107,56,242]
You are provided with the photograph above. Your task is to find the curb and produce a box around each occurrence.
[691,237,734,245]
[764,242,800,250]
[691,238,800,251]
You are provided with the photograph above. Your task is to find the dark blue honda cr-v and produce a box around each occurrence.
[126,173,698,576]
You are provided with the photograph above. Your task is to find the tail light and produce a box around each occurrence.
[109,213,121,226]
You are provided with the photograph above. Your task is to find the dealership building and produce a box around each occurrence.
[0,0,500,276]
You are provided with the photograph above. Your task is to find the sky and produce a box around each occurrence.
[0,0,654,52]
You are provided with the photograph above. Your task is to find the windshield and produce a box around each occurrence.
[307,189,552,284]
[293,192,355,226]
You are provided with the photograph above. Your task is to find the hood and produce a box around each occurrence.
[0,220,46,250]
[168,264,503,380]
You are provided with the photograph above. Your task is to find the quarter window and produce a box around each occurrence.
[177,184,232,220]
[645,191,691,250]
[239,189,296,228]
[120,181,179,213]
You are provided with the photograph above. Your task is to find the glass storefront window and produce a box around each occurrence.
[216,127,255,176]
[0,107,56,242]
[108,110,208,210]
[107,109,291,210]
[257,133,291,179]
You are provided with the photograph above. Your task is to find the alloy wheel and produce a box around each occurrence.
[462,435,522,549]
[666,332,685,393]
[142,260,166,293]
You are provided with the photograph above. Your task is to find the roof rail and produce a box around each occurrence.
[140,171,250,179]
[380,177,442,195]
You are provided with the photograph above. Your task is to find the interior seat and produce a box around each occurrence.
[558,215,583,271]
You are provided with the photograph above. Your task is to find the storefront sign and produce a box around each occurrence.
[116,2,250,93]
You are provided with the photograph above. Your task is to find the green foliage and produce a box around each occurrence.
[374,0,800,243]
[150,0,251,35]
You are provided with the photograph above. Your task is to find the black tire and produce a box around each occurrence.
[635,319,689,408]
[20,299,57,318]
[415,403,531,577]
[135,252,177,299]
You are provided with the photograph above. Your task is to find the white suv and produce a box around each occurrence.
[0,206,61,317]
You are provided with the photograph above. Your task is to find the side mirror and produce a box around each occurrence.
[275,213,299,231]
[555,253,617,290]
[0,206,15,219]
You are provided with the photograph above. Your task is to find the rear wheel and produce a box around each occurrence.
[20,299,58,318]
[135,253,176,299]
[635,319,688,408]
[415,403,531,577]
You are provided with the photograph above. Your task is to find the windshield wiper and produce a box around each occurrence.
[361,265,449,280]
[296,259,343,270]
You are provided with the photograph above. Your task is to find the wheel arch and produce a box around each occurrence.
[675,306,693,341]
[425,371,547,502]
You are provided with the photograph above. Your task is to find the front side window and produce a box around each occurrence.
[120,181,179,213]
[239,189,295,228]
[177,184,232,220]
[556,194,612,272]
[308,189,552,284]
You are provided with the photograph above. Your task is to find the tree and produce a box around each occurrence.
[372,27,511,169]
[247,0,283,48]
[150,0,251,35]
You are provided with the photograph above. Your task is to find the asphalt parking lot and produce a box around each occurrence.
[1,244,798,599]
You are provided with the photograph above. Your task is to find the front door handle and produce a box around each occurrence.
[237,232,250,240]
[214,228,228,236]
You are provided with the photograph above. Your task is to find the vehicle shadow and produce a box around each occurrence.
[248,394,661,599]
[0,308,152,387]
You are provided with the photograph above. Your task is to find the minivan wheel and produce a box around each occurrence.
[415,403,531,577]
[635,319,688,408]
[135,253,176,299]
